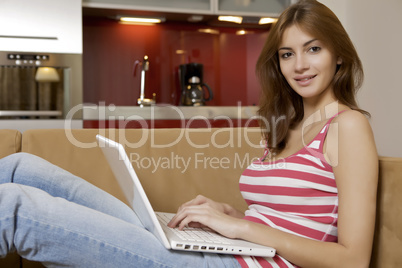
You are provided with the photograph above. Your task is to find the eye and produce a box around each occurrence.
[309,46,321,53]
[280,52,293,59]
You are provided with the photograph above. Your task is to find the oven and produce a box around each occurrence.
[0,51,82,119]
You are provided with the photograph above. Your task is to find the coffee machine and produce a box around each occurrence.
[178,63,213,106]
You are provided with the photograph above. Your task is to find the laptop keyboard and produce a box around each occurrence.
[157,212,232,245]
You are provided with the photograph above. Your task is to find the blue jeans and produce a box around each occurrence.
[0,153,241,268]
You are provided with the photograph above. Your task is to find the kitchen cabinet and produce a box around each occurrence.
[216,0,292,17]
[82,0,293,17]
[0,0,82,54]
[82,0,214,14]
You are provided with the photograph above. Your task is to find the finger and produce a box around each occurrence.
[177,208,211,230]
[178,216,194,230]
[168,205,201,227]
[167,212,185,228]
[179,195,207,210]
[188,222,206,228]
[170,206,207,229]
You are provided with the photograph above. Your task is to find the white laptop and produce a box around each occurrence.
[96,134,276,257]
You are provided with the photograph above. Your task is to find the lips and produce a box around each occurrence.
[295,75,316,81]
[294,75,317,86]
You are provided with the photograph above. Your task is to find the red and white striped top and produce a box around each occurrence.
[236,115,340,268]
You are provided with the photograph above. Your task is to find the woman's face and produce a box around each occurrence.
[278,25,341,101]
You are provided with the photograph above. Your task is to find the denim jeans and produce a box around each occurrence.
[0,153,241,268]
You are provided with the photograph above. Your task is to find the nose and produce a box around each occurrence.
[295,54,309,73]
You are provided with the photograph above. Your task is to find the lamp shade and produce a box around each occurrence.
[35,67,60,82]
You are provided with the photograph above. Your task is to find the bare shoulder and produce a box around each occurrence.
[326,109,377,166]
[330,109,375,146]
[333,109,372,133]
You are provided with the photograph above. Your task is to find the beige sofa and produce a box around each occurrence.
[0,128,401,268]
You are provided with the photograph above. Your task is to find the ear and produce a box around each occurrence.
[337,57,343,65]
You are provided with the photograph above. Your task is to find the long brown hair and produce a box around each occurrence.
[256,0,367,155]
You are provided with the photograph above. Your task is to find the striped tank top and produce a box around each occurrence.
[236,113,341,268]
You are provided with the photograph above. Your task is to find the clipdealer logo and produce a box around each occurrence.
[63,102,263,150]
[63,101,339,166]
[129,152,261,174]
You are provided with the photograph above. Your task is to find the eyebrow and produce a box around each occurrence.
[278,39,318,51]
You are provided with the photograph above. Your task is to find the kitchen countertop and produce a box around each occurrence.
[83,105,259,120]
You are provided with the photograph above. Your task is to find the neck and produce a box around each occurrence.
[301,92,341,125]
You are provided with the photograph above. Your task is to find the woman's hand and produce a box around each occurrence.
[167,195,245,239]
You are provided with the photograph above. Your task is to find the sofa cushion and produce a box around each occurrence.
[0,129,21,158]
[21,128,263,213]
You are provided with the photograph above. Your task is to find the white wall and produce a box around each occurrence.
[319,0,402,157]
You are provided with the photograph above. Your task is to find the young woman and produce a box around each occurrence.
[168,1,378,267]
[0,0,377,267]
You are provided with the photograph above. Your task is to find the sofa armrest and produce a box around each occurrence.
[0,129,21,158]
[370,157,402,267]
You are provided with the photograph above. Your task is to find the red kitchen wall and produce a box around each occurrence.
[83,17,269,106]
